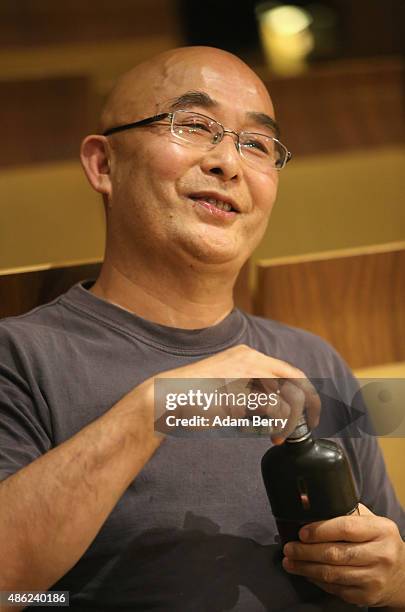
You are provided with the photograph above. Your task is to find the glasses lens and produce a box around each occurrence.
[171,111,290,170]
[172,111,222,146]
[239,133,288,169]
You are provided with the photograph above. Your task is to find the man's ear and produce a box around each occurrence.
[80,135,112,197]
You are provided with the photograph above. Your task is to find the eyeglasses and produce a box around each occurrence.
[103,110,292,171]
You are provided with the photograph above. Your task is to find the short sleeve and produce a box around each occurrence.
[0,324,52,481]
[326,346,405,539]
[351,430,405,539]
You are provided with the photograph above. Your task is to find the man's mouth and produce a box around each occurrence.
[188,193,239,213]
[191,197,233,212]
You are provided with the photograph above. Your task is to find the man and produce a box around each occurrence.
[0,46,404,611]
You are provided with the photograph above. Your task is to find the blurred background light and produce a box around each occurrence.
[260,4,312,35]
[256,3,314,75]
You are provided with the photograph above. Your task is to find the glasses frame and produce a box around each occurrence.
[103,110,292,170]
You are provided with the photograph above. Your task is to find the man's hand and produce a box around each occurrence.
[282,503,405,607]
[152,344,321,442]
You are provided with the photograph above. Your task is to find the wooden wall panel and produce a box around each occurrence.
[261,58,405,156]
[0,262,101,319]
[0,76,93,167]
[0,260,251,319]
[255,243,405,369]
[0,0,181,46]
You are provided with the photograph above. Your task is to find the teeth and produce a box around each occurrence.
[204,197,232,211]
[191,195,234,211]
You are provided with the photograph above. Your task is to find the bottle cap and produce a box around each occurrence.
[286,414,311,443]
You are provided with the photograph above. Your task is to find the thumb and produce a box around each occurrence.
[358,503,375,516]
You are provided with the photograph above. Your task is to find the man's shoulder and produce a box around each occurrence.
[242,310,334,353]
[244,311,325,343]
[0,291,80,361]
[0,296,64,336]
[240,310,348,377]
[0,281,98,339]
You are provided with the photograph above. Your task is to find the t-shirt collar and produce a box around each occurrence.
[61,281,247,354]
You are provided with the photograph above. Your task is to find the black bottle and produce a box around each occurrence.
[261,416,359,545]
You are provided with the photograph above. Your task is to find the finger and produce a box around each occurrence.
[248,377,277,394]
[249,379,291,437]
[264,397,296,441]
[283,541,377,566]
[288,377,321,429]
[223,378,255,419]
[276,381,306,438]
[282,557,368,587]
[358,503,374,516]
[258,357,304,379]
[266,398,293,442]
[299,514,382,544]
[262,376,320,430]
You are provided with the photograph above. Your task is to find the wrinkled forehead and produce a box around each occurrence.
[100,49,275,130]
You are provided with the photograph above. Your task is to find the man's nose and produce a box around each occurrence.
[200,133,242,182]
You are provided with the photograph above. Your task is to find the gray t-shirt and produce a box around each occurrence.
[0,281,404,611]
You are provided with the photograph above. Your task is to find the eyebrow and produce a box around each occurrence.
[166,90,280,138]
[246,111,280,139]
[167,90,218,111]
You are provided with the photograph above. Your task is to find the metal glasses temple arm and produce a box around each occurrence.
[102,113,171,136]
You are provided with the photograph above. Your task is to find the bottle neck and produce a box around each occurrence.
[285,414,312,444]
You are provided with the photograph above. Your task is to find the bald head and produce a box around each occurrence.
[99,46,275,134]
[81,44,281,291]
